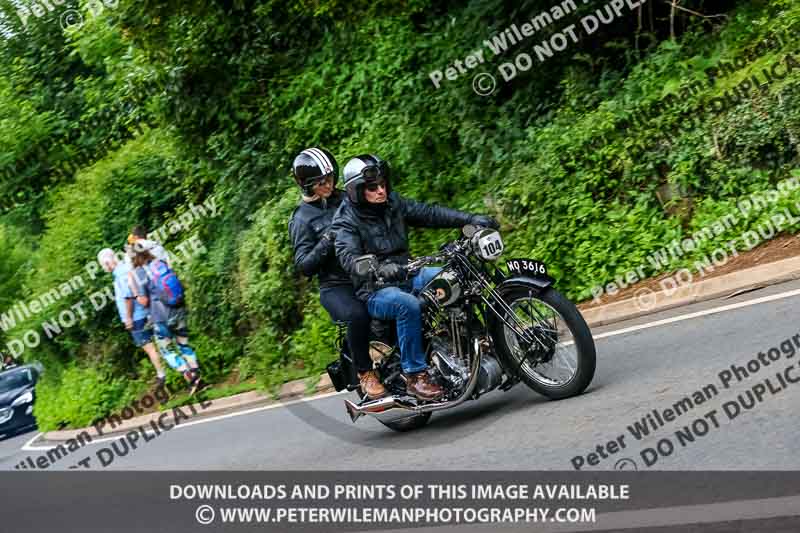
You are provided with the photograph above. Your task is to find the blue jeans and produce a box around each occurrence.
[367,267,441,374]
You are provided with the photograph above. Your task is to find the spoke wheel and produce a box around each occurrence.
[493,287,595,399]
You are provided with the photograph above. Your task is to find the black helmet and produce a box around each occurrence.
[292,147,338,195]
[342,154,391,204]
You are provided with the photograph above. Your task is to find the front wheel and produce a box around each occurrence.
[491,286,596,399]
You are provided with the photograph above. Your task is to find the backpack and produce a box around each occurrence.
[147,260,185,307]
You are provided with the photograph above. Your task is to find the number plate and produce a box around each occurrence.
[506,258,548,276]
[475,230,504,261]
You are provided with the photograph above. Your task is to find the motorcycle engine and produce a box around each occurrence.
[430,337,469,390]
[430,336,505,396]
[475,355,504,396]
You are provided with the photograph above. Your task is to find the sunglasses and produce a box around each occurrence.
[365,180,387,192]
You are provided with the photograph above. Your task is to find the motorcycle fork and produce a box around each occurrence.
[454,254,547,351]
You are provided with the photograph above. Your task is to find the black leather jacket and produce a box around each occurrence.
[332,191,474,300]
[288,190,351,288]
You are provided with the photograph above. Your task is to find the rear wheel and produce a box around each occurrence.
[355,341,432,432]
[492,286,595,399]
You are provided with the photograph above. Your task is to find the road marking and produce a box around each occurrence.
[22,432,44,450]
[21,287,800,453]
[591,287,800,342]
[21,390,347,451]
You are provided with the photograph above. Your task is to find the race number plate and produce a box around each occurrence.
[506,258,548,276]
[475,230,504,261]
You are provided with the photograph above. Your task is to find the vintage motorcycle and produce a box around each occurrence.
[326,224,596,431]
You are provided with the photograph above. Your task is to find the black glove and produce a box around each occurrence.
[320,229,336,243]
[470,215,500,230]
[322,229,338,248]
[312,231,336,258]
[376,262,407,282]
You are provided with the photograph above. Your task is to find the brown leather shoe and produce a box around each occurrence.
[405,371,444,401]
[358,370,387,399]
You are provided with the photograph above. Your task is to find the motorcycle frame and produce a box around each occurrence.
[342,235,561,420]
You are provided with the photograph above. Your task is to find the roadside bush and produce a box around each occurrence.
[33,361,142,431]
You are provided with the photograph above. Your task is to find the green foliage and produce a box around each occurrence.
[0,224,31,350]
[235,189,311,386]
[14,128,185,324]
[33,360,142,430]
[0,225,29,312]
[2,0,800,427]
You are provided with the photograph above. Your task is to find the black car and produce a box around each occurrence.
[0,364,40,437]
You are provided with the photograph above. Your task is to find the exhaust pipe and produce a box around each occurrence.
[344,396,418,423]
[345,338,484,424]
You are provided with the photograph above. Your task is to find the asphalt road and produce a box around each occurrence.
[3,279,800,471]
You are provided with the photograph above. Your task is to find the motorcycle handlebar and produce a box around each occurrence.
[375,235,469,283]
[407,237,467,270]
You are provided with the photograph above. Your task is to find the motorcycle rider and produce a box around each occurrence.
[288,148,387,399]
[332,154,498,401]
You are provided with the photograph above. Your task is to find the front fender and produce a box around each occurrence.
[485,274,555,328]
[496,274,555,296]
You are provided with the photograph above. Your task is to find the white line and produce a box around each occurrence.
[175,390,346,430]
[21,390,347,451]
[22,432,44,450]
[23,432,144,450]
[591,287,800,341]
